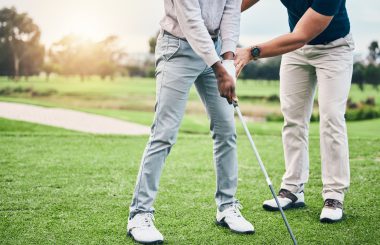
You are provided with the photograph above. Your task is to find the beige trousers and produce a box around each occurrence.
[280,34,355,202]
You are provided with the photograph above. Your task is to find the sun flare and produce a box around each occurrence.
[64,12,104,41]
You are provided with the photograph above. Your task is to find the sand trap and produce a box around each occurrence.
[0,102,150,135]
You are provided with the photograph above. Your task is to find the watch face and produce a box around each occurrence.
[251,47,261,59]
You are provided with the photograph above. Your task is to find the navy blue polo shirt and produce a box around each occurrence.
[280,0,350,45]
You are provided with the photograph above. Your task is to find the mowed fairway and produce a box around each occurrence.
[1,76,380,129]
[1,77,380,244]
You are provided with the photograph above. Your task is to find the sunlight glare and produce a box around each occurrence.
[64,11,104,41]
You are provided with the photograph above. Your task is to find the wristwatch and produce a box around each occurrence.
[250,46,261,60]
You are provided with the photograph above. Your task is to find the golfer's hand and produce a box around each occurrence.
[234,47,252,77]
[212,61,236,104]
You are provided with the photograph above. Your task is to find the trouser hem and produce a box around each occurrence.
[323,191,345,203]
[280,183,304,194]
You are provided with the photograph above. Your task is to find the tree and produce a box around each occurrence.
[48,35,83,78]
[0,7,44,80]
[148,31,159,54]
[42,61,60,81]
[47,35,125,80]
[240,57,281,81]
[95,35,126,80]
[352,62,366,91]
[365,64,380,91]
[0,41,13,75]
[368,41,380,64]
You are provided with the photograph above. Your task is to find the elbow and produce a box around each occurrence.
[293,34,310,48]
[297,33,310,46]
[297,41,307,49]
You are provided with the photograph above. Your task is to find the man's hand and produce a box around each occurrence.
[234,47,252,77]
[212,61,236,104]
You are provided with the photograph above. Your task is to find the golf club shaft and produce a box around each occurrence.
[233,102,297,245]
[268,184,297,245]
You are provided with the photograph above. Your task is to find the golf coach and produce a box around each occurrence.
[127,0,254,243]
[235,0,354,223]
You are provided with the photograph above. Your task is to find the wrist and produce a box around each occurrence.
[249,45,261,60]
[222,51,234,60]
[212,61,228,77]
[212,60,222,70]
[248,47,254,60]
[212,61,223,73]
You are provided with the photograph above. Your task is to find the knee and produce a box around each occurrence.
[213,131,237,143]
[147,126,178,154]
[319,105,345,127]
[281,103,309,129]
[281,101,304,122]
[153,130,177,146]
[211,122,237,142]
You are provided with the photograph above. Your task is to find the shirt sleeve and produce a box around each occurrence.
[219,0,242,56]
[174,0,220,67]
[311,0,343,16]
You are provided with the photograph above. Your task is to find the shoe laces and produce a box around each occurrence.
[224,203,243,218]
[278,189,298,202]
[136,213,155,228]
[324,199,342,209]
[278,189,290,198]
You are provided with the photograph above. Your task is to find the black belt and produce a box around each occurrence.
[163,30,218,42]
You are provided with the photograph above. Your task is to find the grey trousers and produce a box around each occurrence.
[280,34,355,202]
[129,31,238,217]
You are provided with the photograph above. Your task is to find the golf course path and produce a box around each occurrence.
[0,101,150,135]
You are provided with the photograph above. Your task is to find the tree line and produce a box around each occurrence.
[0,7,125,81]
[44,35,125,81]
[1,6,380,89]
[352,42,380,91]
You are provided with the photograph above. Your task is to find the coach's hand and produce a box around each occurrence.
[234,47,252,77]
[212,61,236,104]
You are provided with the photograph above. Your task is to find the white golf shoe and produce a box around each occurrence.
[216,203,255,234]
[320,199,343,223]
[127,212,164,244]
[263,189,305,211]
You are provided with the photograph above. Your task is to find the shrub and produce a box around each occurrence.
[0,86,56,97]
[0,86,33,95]
[266,113,284,122]
[363,97,376,106]
[345,106,380,121]
[347,98,359,109]
[30,89,57,97]
[266,97,379,122]
[267,94,280,102]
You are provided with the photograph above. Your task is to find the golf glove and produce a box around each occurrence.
[222,59,237,85]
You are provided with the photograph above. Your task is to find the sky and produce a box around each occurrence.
[1,0,379,55]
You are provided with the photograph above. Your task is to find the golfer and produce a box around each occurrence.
[127,0,254,243]
[234,0,354,223]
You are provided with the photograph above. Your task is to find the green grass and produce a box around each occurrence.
[1,118,379,244]
[1,76,378,102]
[1,76,379,135]
[1,76,380,243]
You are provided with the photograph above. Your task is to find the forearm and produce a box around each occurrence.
[235,7,334,74]
[241,0,260,12]
[234,32,308,74]
[258,33,307,58]
[254,8,333,58]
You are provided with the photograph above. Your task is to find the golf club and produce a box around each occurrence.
[232,100,297,245]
